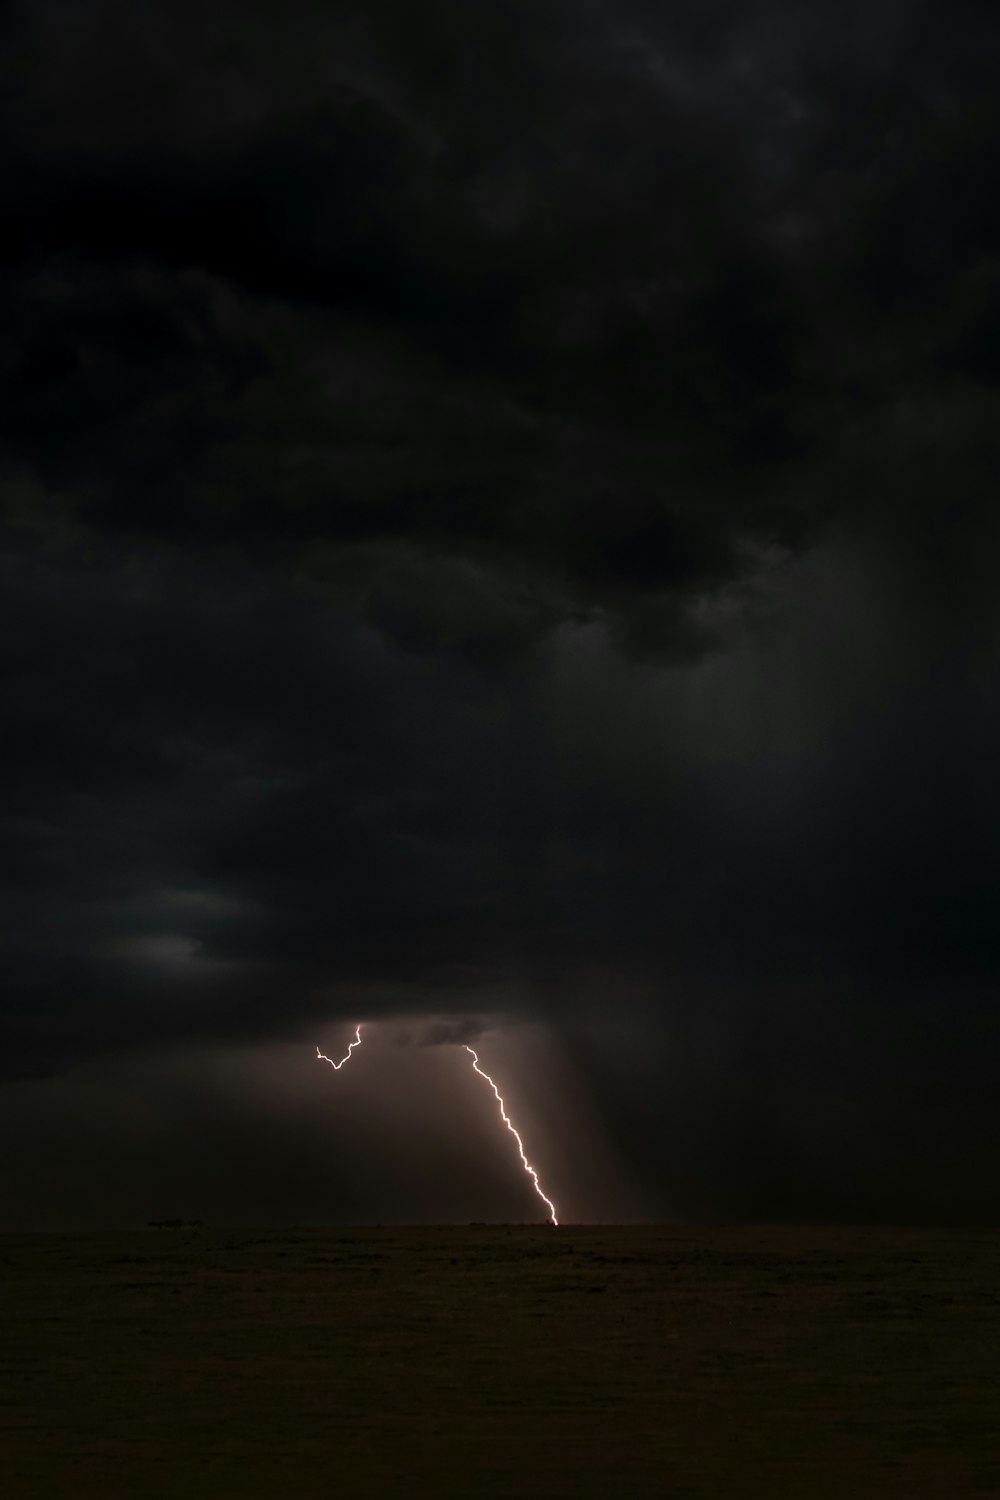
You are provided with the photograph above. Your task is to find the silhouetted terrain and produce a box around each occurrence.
[2,1225,998,1497]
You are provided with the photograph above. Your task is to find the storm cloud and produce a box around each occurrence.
[3,0,1000,1224]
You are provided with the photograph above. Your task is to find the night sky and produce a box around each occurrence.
[3,0,1000,1228]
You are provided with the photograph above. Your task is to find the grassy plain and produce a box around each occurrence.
[1,1224,998,1498]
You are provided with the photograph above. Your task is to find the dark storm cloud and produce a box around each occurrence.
[0,0,835,659]
[407,1018,486,1048]
[3,0,1000,1221]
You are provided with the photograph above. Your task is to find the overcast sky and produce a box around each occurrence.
[3,0,1000,1228]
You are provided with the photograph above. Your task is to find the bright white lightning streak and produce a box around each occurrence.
[464,1046,558,1226]
[316,1025,362,1070]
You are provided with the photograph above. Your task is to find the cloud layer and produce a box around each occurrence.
[3,0,1000,1221]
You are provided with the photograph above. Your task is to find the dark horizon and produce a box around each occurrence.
[3,0,1000,1229]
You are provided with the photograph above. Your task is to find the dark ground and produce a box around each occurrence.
[1,1225,998,1498]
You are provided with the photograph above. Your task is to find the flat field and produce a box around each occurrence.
[2,1224,998,1498]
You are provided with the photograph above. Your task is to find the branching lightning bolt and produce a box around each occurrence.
[464,1046,558,1225]
[316,1025,362,1070]
[314,1026,559,1225]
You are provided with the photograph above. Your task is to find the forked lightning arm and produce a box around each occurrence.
[316,1025,363,1070]
[464,1046,558,1225]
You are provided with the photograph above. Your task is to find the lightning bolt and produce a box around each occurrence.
[464,1045,558,1225]
[314,1026,559,1225]
[316,1025,363,1070]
